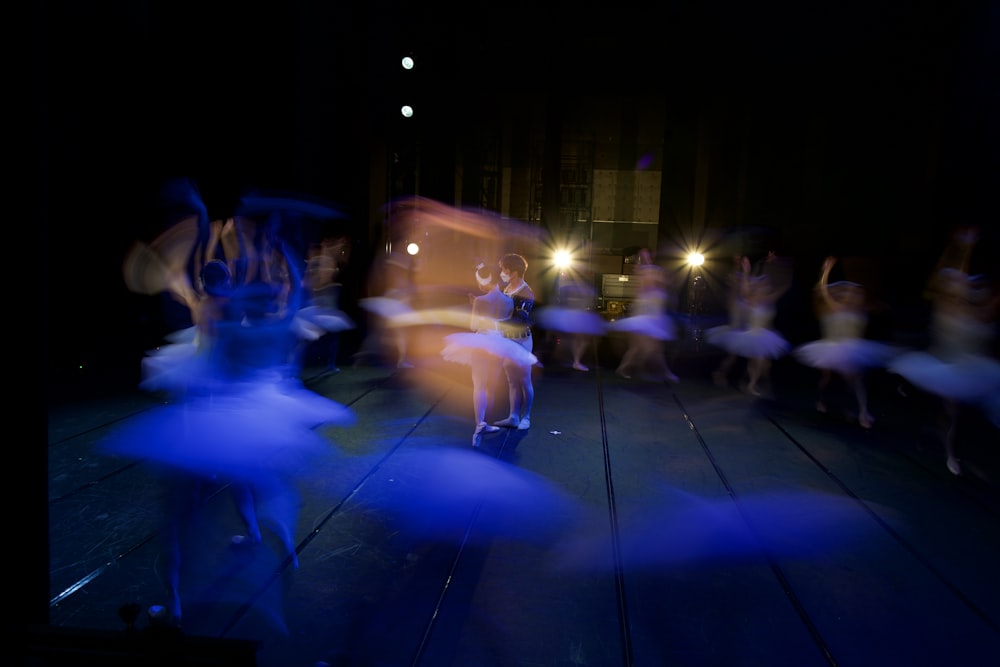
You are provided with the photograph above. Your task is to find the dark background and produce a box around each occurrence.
[37,0,999,390]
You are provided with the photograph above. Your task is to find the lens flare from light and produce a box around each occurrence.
[687,252,705,267]
[553,249,573,270]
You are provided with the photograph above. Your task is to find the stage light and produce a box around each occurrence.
[401,105,414,118]
[552,248,573,271]
[406,242,420,256]
[401,55,414,70]
[687,251,705,267]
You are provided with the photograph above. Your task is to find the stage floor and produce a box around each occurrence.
[33,341,1000,666]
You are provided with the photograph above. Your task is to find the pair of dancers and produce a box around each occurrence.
[441,256,538,447]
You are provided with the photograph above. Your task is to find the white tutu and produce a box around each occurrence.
[534,307,608,336]
[705,324,742,351]
[358,296,413,319]
[607,314,676,341]
[890,351,1000,404]
[99,381,353,483]
[440,331,538,367]
[139,330,225,395]
[295,305,354,332]
[794,339,899,374]
[723,328,790,359]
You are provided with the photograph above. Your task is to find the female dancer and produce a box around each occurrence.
[610,249,679,383]
[494,253,537,430]
[104,186,355,623]
[534,274,607,371]
[721,254,791,397]
[793,256,898,429]
[706,255,751,387]
[889,227,1000,475]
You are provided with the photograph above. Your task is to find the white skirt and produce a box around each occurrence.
[441,332,538,367]
[793,338,899,374]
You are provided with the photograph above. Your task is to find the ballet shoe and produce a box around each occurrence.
[665,372,679,384]
[615,369,631,380]
[493,416,520,428]
[473,421,497,447]
[858,412,874,429]
[517,417,531,430]
[947,457,962,476]
[572,362,589,372]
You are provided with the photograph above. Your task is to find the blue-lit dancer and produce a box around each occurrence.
[104,182,354,624]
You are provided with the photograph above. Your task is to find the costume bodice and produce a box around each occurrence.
[748,304,776,330]
[635,287,668,317]
[820,310,867,340]
[932,310,995,360]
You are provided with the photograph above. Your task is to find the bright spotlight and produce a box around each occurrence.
[406,242,420,256]
[687,252,705,267]
[401,56,414,70]
[553,249,573,271]
[401,105,414,118]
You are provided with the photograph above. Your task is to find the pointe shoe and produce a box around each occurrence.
[493,416,520,428]
[473,421,497,447]
[947,457,962,476]
[517,417,531,430]
[572,362,589,372]
[615,369,631,380]
[858,412,874,429]
[665,372,679,384]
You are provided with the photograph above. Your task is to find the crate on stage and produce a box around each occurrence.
[601,273,641,300]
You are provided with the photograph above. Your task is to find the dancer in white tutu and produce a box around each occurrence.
[889,226,1000,475]
[535,274,606,371]
[357,249,417,368]
[441,263,537,446]
[103,183,355,623]
[610,249,680,383]
[487,253,538,430]
[721,253,791,397]
[793,256,898,429]
[706,255,751,387]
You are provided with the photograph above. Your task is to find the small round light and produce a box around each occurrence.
[406,242,420,256]
[401,105,414,118]
[401,56,414,70]
[687,252,705,267]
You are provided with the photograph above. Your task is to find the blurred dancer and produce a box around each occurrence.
[722,254,791,397]
[357,249,417,368]
[104,185,354,623]
[494,253,536,430]
[441,262,537,446]
[535,273,606,372]
[793,256,898,428]
[890,227,1000,475]
[295,236,353,375]
[706,255,751,388]
[610,249,679,383]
